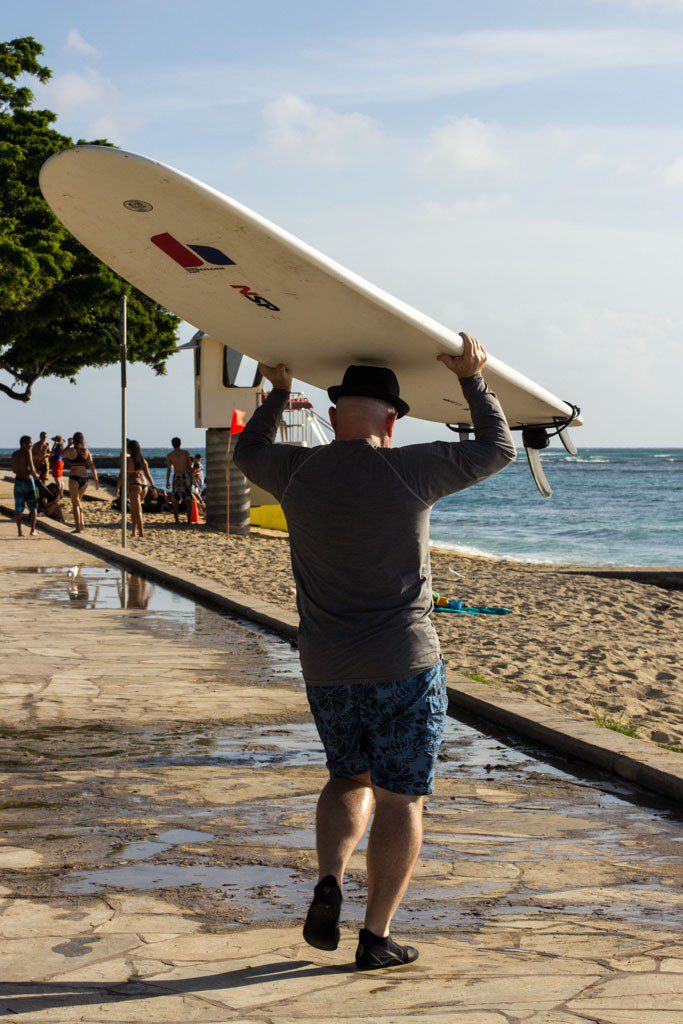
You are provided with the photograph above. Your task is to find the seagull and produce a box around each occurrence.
[66,566,79,579]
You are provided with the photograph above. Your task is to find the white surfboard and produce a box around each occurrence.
[40,146,582,493]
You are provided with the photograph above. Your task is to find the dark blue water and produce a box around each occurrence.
[7,446,680,567]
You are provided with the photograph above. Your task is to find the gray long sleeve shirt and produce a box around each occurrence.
[234,373,516,685]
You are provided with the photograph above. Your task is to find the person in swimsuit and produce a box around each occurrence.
[50,435,65,498]
[37,480,66,524]
[32,432,50,483]
[192,454,205,491]
[190,455,206,518]
[11,436,40,537]
[116,439,157,538]
[63,431,99,533]
[165,437,193,525]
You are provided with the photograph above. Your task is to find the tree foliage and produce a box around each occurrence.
[0,37,179,401]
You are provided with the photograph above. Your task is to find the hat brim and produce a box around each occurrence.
[327,385,409,418]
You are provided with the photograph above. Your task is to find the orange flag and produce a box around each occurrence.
[230,409,246,435]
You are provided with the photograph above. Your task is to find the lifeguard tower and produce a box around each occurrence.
[191,332,332,532]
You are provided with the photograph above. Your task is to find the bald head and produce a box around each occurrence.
[329,395,398,447]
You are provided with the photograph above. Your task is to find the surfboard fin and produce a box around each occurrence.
[558,426,578,456]
[522,426,552,499]
[525,447,552,498]
[445,423,472,441]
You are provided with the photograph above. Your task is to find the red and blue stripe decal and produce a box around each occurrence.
[151,232,235,267]
[150,231,280,311]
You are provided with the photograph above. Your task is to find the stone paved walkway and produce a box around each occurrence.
[0,520,682,1023]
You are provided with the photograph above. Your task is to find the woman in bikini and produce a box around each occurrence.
[63,432,99,533]
[116,439,156,538]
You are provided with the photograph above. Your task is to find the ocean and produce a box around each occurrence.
[6,446,681,567]
[429,448,681,568]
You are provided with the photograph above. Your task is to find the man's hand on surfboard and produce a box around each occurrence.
[437,332,487,379]
[259,362,292,392]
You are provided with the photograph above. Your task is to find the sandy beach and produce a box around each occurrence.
[66,497,683,751]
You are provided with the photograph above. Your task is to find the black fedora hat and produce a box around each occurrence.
[328,365,410,418]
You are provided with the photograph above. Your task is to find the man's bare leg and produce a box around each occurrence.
[15,512,23,537]
[29,509,37,536]
[364,788,423,936]
[303,772,373,951]
[316,773,374,885]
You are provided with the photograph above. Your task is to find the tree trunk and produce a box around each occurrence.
[205,428,250,534]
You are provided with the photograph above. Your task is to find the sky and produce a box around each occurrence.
[2,0,683,449]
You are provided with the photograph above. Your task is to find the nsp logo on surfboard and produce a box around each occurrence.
[150,231,280,311]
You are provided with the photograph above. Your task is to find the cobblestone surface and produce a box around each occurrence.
[0,521,681,1022]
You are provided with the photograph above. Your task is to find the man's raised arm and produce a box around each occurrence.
[390,333,516,505]
[233,362,306,500]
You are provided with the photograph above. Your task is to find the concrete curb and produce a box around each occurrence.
[446,678,683,803]
[3,504,682,804]
[559,566,683,591]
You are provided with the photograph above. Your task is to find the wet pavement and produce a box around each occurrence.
[0,520,682,1022]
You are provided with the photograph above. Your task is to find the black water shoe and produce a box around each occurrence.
[303,875,342,951]
[355,928,419,970]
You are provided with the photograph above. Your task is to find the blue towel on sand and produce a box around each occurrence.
[432,592,511,616]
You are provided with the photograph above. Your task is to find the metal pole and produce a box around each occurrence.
[225,434,230,536]
[120,294,127,549]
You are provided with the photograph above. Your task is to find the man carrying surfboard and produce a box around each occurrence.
[236,333,515,969]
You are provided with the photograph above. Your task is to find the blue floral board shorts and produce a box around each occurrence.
[306,660,448,796]
[14,478,39,513]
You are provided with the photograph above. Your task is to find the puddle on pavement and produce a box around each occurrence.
[58,859,503,929]
[60,862,384,925]
[63,862,307,905]
[112,827,214,862]
[17,563,301,675]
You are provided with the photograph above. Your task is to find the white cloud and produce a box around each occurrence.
[305,28,683,102]
[262,93,380,165]
[421,117,507,177]
[65,29,100,57]
[417,119,670,191]
[40,68,106,109]
[663,155,683,184]
[89,114,122,141]
[135,27,683,123]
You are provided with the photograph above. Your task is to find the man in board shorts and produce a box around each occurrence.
[11,436,41,537]
[32,432,50,483]
[165,438,193,525]
[235,334,515,969]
